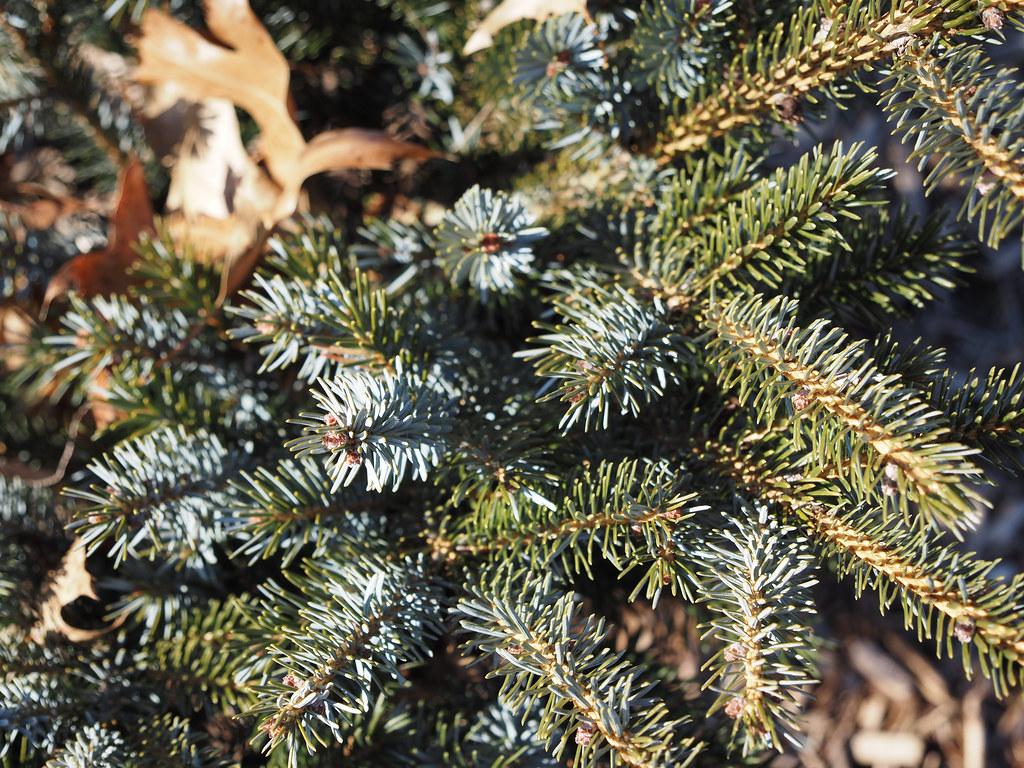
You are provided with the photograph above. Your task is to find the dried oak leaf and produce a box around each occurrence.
[0,198,88,234]
[134,0,439,255]
[463,0,589,55]
[135,0,303,190]
[42,159,154,310]
[147,90,277,263]
[87,367,123,432]
[0,302,34,371]
[30,539,118,643]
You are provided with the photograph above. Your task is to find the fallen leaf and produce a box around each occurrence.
[30,539,118,643]
[274,128,441,220]
[162,97,261,222]
[132,0,439,287]
[134,0,305,192]
[88,367,123,431]
[0,303,34,371]
[0,198,80,233]
[149,91,278,262]
[42,160,154,310]
[463,0,588,55]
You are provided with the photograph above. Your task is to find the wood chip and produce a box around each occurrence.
[847,640,915,703]
[850,730,925,767]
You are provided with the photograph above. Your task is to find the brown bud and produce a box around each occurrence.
[982,6,1005,31]
[258,718,283,738]
[954,616,976,643]
[792,387,811,412]
[773,94,802,124]
[724,697,745,719]
[575,720,598,746]
[345,449,362,466]
[546,50,572,78]
[321,431,346,450]
[881,463,899,497]
[283,673,301,689]
[323,413,338,427]
[724,642,745,663]
[479,232,504,254]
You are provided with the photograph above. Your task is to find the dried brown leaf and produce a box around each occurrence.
[0,302,34,371]
[42,160,154,309]
[134,1,303,188]
[271,128,440,219]
[132,0,438,294]
[29,539,116,643]
[463,0,588,55]
[151,92,277,262]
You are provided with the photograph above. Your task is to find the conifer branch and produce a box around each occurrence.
[697,434,1024,696]
[432,459,706,601]
[620,153,762,299]
[704,292,985,531]
[441,407,563,524]
[287,366,451,492]
[882,42,1024,252]
[0,17,130,174]
[788,208,972,326]
[101,362,275,438]
[698,503,818,754]
[66,426,240,567]
[228,456,388,565]
[657,1,973,158]
[134,598,260,712]
[229,270,413,378]
[517,284,693,431]
[923,365,1024,473]
[635,143,888,310]
[458,573,702,767]
[247,555,441,764]
[45,296,209,387]
[45,723,130,768]
[631,0,735,104]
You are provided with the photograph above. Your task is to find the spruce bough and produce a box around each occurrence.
[3,0,1024,765]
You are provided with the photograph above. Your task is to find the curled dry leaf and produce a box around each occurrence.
[463,0,589,55]
[42,159,154,311]
[134,0,440,290]
[0,302,34,371]
[134,0,302,196]
[0,197,91,234]
[149,91,278,263]
[30,538,119,643]
[87,367,123,432]
[277,128,441,220]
